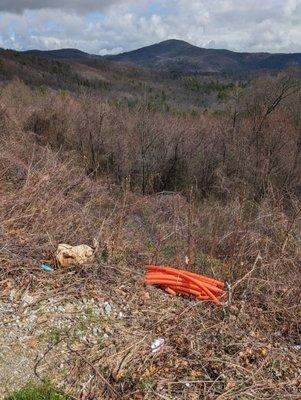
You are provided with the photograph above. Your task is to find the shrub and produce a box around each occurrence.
[6,383,68,400]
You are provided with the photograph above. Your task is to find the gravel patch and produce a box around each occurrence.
[0,292,121,399]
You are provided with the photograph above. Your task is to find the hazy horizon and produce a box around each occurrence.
[3,38,301,56]
[0,1,300,55]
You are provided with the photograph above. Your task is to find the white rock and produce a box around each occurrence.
[151,338,165,353]
[21,294,35,307]
[103,302,113,315]
[9,290,16,301]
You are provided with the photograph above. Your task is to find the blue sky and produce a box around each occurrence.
[0,0,300,54]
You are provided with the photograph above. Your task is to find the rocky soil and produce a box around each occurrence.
[1,283,300,399]
[0,291,126,399]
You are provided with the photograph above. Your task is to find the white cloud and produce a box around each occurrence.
[165,0,301,52]
[0,0,300,53]
[98,47,123,56]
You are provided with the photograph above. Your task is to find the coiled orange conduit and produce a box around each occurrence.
[145,265,225,305]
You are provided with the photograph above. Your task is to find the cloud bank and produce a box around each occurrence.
[0,0,300,54]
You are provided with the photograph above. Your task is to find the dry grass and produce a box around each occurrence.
[0,79,300,399]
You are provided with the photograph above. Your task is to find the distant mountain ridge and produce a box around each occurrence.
[24,48,94,59]
[108,39,301,73]
[24,39,301,73]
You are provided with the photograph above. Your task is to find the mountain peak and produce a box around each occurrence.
[156,39,195,46]
[129,39,198,53]
[109,40,301,73]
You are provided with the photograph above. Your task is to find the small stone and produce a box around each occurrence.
[103,302,113,316]
[151,338,165,353]
[9,290,16,301]
[22,294,35,307]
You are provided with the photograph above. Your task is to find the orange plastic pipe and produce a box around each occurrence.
[168,286,210,300]
[165,287,176,296]
[145,272,224,295]
[146,265,220,285]
[146,265,224,288]
[145,277,222,296]
[145,274,224,295]
[147,267,223,288]
[145,266,220,304]
[146,279,207,296]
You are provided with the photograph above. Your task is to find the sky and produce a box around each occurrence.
[0,0,301,54]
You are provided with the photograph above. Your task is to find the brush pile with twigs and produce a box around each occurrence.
[0,78,300,399]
